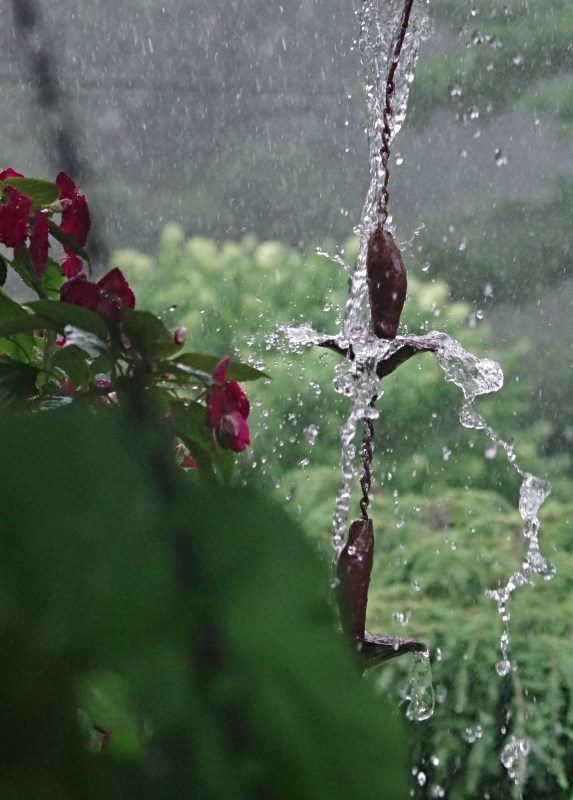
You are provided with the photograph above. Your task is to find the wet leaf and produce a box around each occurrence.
[170,398,235,481]
[0,355,40,407]
[52,345,91,389]
[0,254,8,287]
[3,177,60,207]
[121,309,180,360]
[39,259,66,300]
[0,290,36,363]
[174,352,269,381]
[27,299,109,342]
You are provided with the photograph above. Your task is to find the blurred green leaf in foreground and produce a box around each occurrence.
[0,402,409,799]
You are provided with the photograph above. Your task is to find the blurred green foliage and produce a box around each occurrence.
[0,402,409,799]
[118,228,573,798]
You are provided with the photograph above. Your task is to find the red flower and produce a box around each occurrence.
[60,267,135,323]
[0,168,24,181]
[59,252,84,279]
[56,172,91,248]
[0,185,32,248]
[29,210,50,276]
[206,356,250,453]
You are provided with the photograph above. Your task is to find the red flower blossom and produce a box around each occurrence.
[56,172,91,248]
[0,185,32,248]
[29,210,49,276]
[59,252,84,279]
[60,267,135,323]
[206,356,250,453]
[0,168,24,181]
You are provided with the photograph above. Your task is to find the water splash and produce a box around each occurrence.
[284,0,553,761]
[344,0,431,343]
[406,650,435,722]
[501,736,531,782]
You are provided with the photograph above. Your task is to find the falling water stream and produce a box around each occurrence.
[285,0,553,783]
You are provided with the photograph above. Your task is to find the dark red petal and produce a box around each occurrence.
[181,454,197,469]
[226,412,250,452]
[29,210,49,277]
[55,172,77,199]
[57,172,91,247]
[213,356,231,384]
[0,186,31,248]
[95,293,122,323]
[60,194,91,248]
[225,381,250,419]
[0,168,24,181]
[98,268,135,309]
[60,252,84,279]
[60,276,101,310]
[206,385,225,429]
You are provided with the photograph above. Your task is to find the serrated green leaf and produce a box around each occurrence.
[52,345,91,389]
[27,300,109,342]
[39,259,65,300]
[3,177,60,206]
[47,219,91,270]
[121,309,180,360]
[173,352,270,381]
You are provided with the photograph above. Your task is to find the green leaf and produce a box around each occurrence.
[0,314,51,338]
[27,300,109,342]
[52,345,91,389]
[0,355,40,407]
[0,290,36,363]
[47,219,91,270]
[121,309,180,360]
[39,259,66,300]
[170,399,235,481]
[11,245,39,293]
[173,352,270,381]
[3,177,60,207]
[88,353,112,378]
[0,254,8,287]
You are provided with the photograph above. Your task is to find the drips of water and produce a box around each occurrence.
[501,736,531,780]
[406,650,435,722]
[284,0,552,766]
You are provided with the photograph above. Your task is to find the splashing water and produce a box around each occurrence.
[501,736,531,783]
[284,0,553,758]
[406,650,435,722]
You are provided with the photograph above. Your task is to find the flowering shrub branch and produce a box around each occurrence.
[0,168,267,479]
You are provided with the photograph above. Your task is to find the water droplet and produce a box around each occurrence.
[494,149,508,166]
[485,442,497,459]
[501,736,530,772]
[417,772,426,786]
[462,725,483,743]
[392,610,412,626]
[406,651,435,722]
[496,659,511,677]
